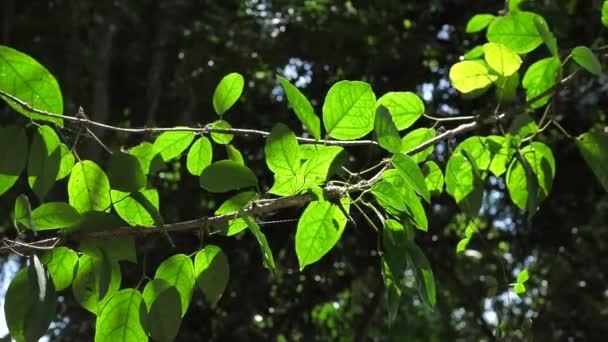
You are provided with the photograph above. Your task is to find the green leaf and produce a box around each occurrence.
[406,241,436,307]
[391,153,430,203]
[95,289,148,342]
[296,201,348,270]
[0,46,64,126]
[40,247,78,291]
[381,170,428,231]
[107,151,146,192]
[240,213,276,272]
[111,188,159,227]
[323,80,376,140]
[186,136,213,176]
[400,128,436,163]
[603,1,608,28]
[487,12,545,54]
[577,127,608,192]
[466,14,495,33]
[534,18,558,57]
[300,145,344,185]
[488,136,514,177]
[200,160,257,193]
[129,142,163,175]
[456,238,470,253]
[72,253,121,315]
[265,123,301,176]
[455,136,505,172]
[463,45,485,60]
[509,0,527,12]
[449,60,498,93]
[153,130,195,161]
[571,46,602,76]
[517,269,530,283]
[514,282,526,295]
[422,161,444,196]
[22,202,81,230]
[213,72,244,115]
[226,144,244,165]
[210,120,234,144]
[0,126,28,196]
[56,143,75,180]
[277,75,321,140]
[495,71,520,103]
[5,266,57,342]
[507,142,555,211]
[372,181,408,214]
[194,245,230,306]
[14,194,34,231]
[376,91,425,131]
[268,173,306,196]
[154,254,195,317]
[522,56,561,108]
[28,125,61,199]
[142,279,170,310]
[483,42,522,77]
[68,160,111,213]
[374,105,402,153]
[75,212,137,263]
[445,152,483,217]
[215,191,259,236]
[146,286,181,342]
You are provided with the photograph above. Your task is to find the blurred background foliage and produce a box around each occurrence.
[1,0,607,340]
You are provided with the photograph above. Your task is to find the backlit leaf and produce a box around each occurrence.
[146,286,181,342]
[376,91,424,131]
[210,120,234,144]
[111,188,159,227]
[40,247,78,291]
[200,160,257,193]
[466,14,495,33]
[374,105,401,153]
[24,202,81,230]
[522,56,560,108]
[483,42,522,77]
[154,254,195,317]
[449,60,498,93]
[241,213,276,272]
[95,289,147,342]
[506,142,555,211]
[391,153,430,203]
[215,191,259,236]
[68,160,111,213]
[400,128,435,163]
[129,142,163,175]
[0,126,28,196]
[323,80,376,140]
[56,143,74,180]
[153,130,195,161]
[194,245,230,306]
[213,72,244,115]
[28,125,61,199]
[72,253,121,315]
[265,123,301,176]
[572,46,602,76]
[487,12,545,54]
[186,136,213,176]
[534,17,558,56]
[445,152,483,217]
[277,75,321,139]
[422,161,444,196]
[107,151,146,192]
[577,127,608,192]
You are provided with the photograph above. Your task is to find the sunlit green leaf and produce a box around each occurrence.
[323,80,376,140]
[455,136,504,173]
[381,170,428,231]
[72,253,121,315]
[534,18,558,56]
[517,269,530,283]
[374,105,401,153]
[372,181,407,214]
[22,202,81,230]
[226,144,244,165]
[0,126,28,196]
[483,42,522,77]
[277,75,321,139]
[28,125,61,199]
[0,45,64,125]
[215,191,259,236]
[95,289,148,342]
[14,194,33,231]
[445,152,483,217]
[200,160,257,193]
[268,173,306,196]
[75,212,137,263]
[107,151,146,192]
[213,72,244,115]
[406,241,436,307]
[153,130,195,161]
[56,143,74,180]
[571,46,602,76]
[391,153,430,203]
[301,145,344,185]
[506,142,555,211]
[509,0,527,12]
[603,1,608,28]
[146,286,181,342]
[129,142,163,175]
[495,71,520,103]
[154,254,195,317]
[487,12,546,54]
[577,127,608,192]
[265,123,301,176]
[376,91,425,131]
[466,14,495,33]
[514,283,526,295]
[194,245,230,306]
[522,56,560,108]
[400,128,435,163]
[68,160,112,213]
[210,120,234,144]
[449,60,498,93]
[40,247,78,291]
[422,161,444,196]
[186,136,213,176]
[464,45,485,60]
[240,213,276,272]
[111,188,159,227]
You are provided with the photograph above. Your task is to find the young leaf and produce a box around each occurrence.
[146,286,182,342]
[210,120,234,144]
[153,130,195,161]
[517,269,530,283]
[129,142,163,175]
[213,72,245,115]
[374,105,402,153]
[533,18,558,57]
[466,14,495,33]
[323,80,376,140]
[240,213,276,272]
[514,283,526,295]
[107,151,146,192]
[449,60,498,93]
[376,91,425,131]
[68,160,112,213]
[571,46,602,76]
[522,57,560,108]
[200,160,258,193]
[72,253,121,314]
[186,136,213,176]
[277,75,321,140]
[400,128,436,163]
[95,289,147,342]
[28,125,61,199]
[265,123,301,176]
[24,202,81,230]
[391,153,430,203]
[463,45,485,60]
[445,152,483,217]
[0,46,64,125]
[577,127,608,192]
[226,144,244,165]
[215,191,259,236]
[295,201,347,270]
[154,254,195,317]
[56,143,75,180]
[422,161,444,196]
[486,12,545,54]
[111,188,159,226]
[483,42,522,77]
[4,267,57,342]
[0,126,28,196]
[40,247,78,291]
[194,245,230,306]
